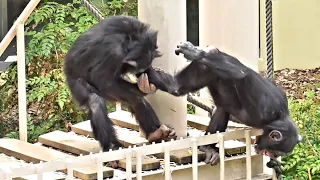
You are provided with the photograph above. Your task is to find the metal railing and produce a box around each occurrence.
[0,128,263,180]
[0,0,41,142]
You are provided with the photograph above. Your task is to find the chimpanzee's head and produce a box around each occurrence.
[122,29,162,75]
[254,117,302,159]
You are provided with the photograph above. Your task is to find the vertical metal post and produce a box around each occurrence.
[218,134,225,180]
[16,23,27,142]
[191,138,198,180]
[245,130,252,180]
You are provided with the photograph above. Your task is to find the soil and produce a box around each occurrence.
[260,67,320,101]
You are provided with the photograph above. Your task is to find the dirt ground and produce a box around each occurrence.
[260,67,320,101]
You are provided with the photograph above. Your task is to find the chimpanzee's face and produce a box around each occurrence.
[122,32,161,74]
[254,119,302,159]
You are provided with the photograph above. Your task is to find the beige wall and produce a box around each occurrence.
[259,0,320,71]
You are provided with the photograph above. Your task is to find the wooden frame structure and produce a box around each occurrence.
[0,0,276,179]
[0,128,263,180]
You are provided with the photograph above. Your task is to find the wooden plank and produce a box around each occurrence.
[235,173,272,180]
[118,156,160,172]
[109,110,139,131]
[187,114,249,131]
[71,121,148,147]
[153,149,206,165]
[0,139,114,180]
[39,131,101,155]
[14,172,66,180]
[0,139,72,163]
[153,140,246,165]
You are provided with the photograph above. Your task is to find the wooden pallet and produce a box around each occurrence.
[0,111,271,179]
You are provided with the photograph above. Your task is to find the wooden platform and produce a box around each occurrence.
[0,111,271,180]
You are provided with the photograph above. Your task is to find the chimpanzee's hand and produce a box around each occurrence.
[199,145,221,166]
[175,41,205,61]
[138,73,157,94]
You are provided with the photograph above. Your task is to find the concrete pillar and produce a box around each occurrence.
[199,0,260,71]
[138,0,188,138]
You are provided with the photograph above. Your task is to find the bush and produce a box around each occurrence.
[282,91,320,180]
[0,0,136,142]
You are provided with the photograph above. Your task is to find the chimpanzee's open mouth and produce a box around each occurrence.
[121,73,138,84]
[254,145,279,159]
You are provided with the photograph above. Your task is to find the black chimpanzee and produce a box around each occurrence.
[138,41,302,166]
[63,16,176,166]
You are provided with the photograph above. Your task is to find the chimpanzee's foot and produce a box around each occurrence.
[175,41,205,60]
[199,145,220,166]
[147,124,177,143]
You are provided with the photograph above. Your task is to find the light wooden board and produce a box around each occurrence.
[153,149,206,165]
[71,121,148,147]
[118,156,160,172]
[39,131,101,155]
[187,114,249,130]
[0,139,114,180]
[14,172,66,180]
[235,173,272,180]
[109,110,139,131]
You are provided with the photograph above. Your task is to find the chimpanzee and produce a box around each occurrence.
[63,16,177,164]
[138,41,302,166]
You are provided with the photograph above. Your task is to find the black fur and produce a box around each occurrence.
[64,16,176,152]
[152,41,302,165]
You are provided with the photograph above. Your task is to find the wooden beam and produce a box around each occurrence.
[39,131,101,155]
[71,121,148,147]
[0,139,114,179]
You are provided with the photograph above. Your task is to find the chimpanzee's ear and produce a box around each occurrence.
[268,130,283,142]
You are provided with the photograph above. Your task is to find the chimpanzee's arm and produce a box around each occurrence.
[171,62,212,96]
[141,67,178,94]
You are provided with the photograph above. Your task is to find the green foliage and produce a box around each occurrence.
[282,90,320,180]
[89,0,138,17]
[0,0,137,142]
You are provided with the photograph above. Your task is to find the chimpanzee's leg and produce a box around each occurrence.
[199,107,230,166]
[108,80,177,142]
[175,41,248,79]
[66,78,123,151]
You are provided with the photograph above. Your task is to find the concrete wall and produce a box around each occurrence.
[259,0,320,71]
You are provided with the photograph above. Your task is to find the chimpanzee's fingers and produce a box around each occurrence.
[210,153,220,166]
[150,84,156,94]
[137,74,144,92]
[143,73,151,93]
[204,151,213,164]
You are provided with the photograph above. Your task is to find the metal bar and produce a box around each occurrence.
[0,0,41,57]
[218,134,225,180]
[126,148,132,180]
[164,146,171,180]
[245,130,252,180]
[192,138,198,180]
[16,23,27,142]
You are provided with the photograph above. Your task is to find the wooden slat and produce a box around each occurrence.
[0,139,113,180]
[39,131,101,155]
[109,110,139,131]
[153,149,206,165]
[187,114,249,131]
[235,173,272,180]
[118,156,160,172]
[14,172,66,180]
[71,121,148,147]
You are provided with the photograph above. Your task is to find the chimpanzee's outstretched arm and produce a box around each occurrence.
[175,41,248,80]
[141,67,178,94]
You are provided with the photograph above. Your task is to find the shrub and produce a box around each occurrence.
[282,91,320,180]
[0,0,136,142]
